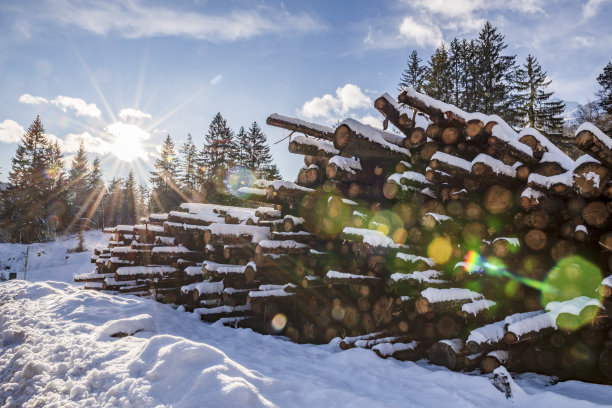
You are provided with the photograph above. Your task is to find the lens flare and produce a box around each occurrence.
[542,256,602,306]
[224,166,255,197]
[427,237,452,265]
[271,313,287,332]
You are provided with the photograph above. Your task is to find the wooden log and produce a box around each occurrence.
[582,201,610,228]
[289,134,338,158]
[573,161,611,198]
[374,93,413,137]
[267,113,335,141]
[574,127,612,169]
[334,120,410,161]
[483,185,513,215]
[524,229,549,251]
[427,339,465,370]
[441,126,462,145]
[419,141,439,161]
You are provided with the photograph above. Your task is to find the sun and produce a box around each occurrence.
[106,122,151,162]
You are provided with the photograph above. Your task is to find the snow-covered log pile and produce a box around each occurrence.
[79,88,611,384]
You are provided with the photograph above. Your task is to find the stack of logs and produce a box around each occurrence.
[76,87,612,384]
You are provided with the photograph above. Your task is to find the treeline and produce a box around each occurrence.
[399,22,612,138]
[0,112,280,243]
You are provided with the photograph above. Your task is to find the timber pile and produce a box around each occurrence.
[78,88,611,384]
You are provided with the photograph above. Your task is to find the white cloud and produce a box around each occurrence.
[49,0,324,42]
[50,96,102,118]
[210,74,223,85]
[299,84,371,121]
[0,119,25,143]
[118,108,152,121]
[19,93,48,105]
[358,114,384,130]
[583,0,608,19]
[398,16,444,47]
[571,36,595,48]
[63,131,112,155]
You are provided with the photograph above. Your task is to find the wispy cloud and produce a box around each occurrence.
[119,108,152,121]
[366,0,545,49]
[50,96,102,118]
[0,119,25,143]
[583,0,609,19]
[18,93,48,105]
[46,0,324,42]
[210,74,223,85]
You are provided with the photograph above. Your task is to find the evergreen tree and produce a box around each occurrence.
[138,184,149,221]
[178,134,199,193]
[245,122,280,180]
[235,126,249,168]
[596,61,612,115]
[515,55,565,134]
[150,134,181,212]
[447,38,478,111]
[423,43,453,103]
[399,50,427,92]
[44,139,67,237]
[200,113,236,192]
[103,177,123,227]
[0,116,65,242]
[122,169,138,225]
[473,22,518,124]
[67,142,89,231]
[87,157,106,227]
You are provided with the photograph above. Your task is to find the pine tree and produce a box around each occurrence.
[44,139,67,238]
[246,122,280,180]
[447,38,478,111]
[235,126,249,168]
[200,113,236,192]
[515,55,565,135]
[0,116,65,242]
[596,61,612,115]
[138,184,149,221]
[150,134,181,212]
[399,50,427,92]
[179,134,199,194]
[103,177,123,227]
[86,157,106,227]
[423,43,453,103]
[473,22,518,124]
[122,169,138,225]
[67,142,89,231]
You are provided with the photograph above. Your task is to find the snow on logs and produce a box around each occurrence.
[266,113,335,141]
[334,119,410,161]
[81,85,612,383]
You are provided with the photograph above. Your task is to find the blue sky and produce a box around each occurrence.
[0,0,611,185]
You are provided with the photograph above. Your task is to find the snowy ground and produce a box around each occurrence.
[0,234,611,407]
